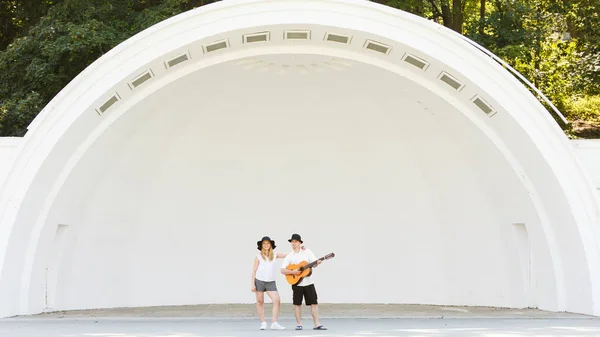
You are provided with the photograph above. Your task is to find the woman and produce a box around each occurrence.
[251,236,288,330]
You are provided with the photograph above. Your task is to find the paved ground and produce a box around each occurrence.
[15,304,594,319]
[2,304,600,336]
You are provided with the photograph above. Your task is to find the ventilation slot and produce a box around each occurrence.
[128,70,154,90]
[364,40,390,54]
[285,30,310,40]
[472,96,497,117]
[166,53,189,68]
[244,32,269,43]
[326,33,351,44]
[96,94,120,115]
[403,54,429,70]
[204,40,229,53]
[439,72,464,91]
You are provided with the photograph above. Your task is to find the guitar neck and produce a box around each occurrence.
[301,257,325,270]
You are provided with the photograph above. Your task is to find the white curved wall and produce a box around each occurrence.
[1,0,599,317]
[573,141,600,189]
[0,138,21,192]
[36,59,541,310]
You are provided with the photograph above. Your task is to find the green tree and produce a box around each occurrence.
[373,0,482,33]
[1,0,599,137]
[0,0,216,136]
[0,0,63,50]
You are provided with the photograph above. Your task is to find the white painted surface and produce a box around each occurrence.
[573,140,600,189]
[0,0,599,318]
[0,137,22,195]
[45,61,536,310]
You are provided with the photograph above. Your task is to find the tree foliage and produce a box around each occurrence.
[0,0,217,136]
[379,0,600,137]
[0,0,599,137]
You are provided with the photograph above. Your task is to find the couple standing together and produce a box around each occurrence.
[251,233,327,331]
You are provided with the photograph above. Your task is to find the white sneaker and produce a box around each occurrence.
[260,322,267,330]
[271,322,285,330]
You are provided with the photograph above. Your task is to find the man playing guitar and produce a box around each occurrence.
[280,234,327,331]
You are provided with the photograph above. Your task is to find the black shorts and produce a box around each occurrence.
[292,284,318,306]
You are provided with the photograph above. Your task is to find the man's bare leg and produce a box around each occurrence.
[294,305,302,326]
[311,304,320,327]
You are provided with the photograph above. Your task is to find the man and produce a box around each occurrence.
[280,234,327,330]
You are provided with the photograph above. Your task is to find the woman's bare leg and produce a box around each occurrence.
[255,291,265,322]
[266,291,281,322]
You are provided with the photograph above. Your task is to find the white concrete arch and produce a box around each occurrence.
[1,0,600,317]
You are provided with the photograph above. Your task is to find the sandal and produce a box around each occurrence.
[295,325,303,330]
[313,325,327,330]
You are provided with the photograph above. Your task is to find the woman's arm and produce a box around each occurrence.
[276,245,306,258]
[251,257,259,292]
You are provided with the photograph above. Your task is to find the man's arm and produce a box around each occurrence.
[306,249,322,268]
[281,268,300,275]
[280,255,300,275]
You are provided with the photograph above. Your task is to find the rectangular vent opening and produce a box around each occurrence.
[285,30,310,40]
[205,40,229,53]
[326,33,350,44]
[365,40,390,54]
[166,53,189,68]
[129,71,154,89]
[473,96,496,116]
[439,72,463,90]
[244,32,269,43]
[97,94,120,115]
[404,54,429,70]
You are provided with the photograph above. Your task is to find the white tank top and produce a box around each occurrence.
[256,251,278,282]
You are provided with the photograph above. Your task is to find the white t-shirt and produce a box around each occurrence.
[282,248,317,287]
[255,251,278,282]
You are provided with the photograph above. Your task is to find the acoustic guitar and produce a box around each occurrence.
[285,253,335,285]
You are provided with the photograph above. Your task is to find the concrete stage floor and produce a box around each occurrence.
[2,304,600,336]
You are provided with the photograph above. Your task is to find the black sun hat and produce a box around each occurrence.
[257,236,276,250]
